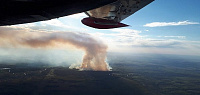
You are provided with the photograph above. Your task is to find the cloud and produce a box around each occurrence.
[93,28,200,55]
[110,28,141,34]
[109,28,142,39]
[132,39,183,48]
[111,37,200,55]
[103,29,183,48]
[164,36,186,39]
[10,18,88,32]
[67,13,87,19]
[40,19,65,27]
[144,20,199,27]
[8,12,88,32]
[106,28,144,43]
[157,36,186,39]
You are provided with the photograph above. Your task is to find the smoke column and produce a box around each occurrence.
[0,27,111,71]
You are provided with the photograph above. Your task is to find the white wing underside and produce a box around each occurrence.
[85,0,154,22]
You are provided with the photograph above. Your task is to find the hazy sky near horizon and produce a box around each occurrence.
[0,0,200,58]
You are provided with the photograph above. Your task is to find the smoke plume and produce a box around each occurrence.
[0,26,111,71]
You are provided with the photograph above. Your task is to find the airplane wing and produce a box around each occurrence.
[0,0,117,26]
[82,0,154,29]
[0,0,154,29]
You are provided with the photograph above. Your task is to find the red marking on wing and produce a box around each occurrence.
[81,17,129,29]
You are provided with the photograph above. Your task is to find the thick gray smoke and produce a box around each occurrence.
[0,26,111,71]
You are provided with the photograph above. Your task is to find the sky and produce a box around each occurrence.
[0,0,200,66]
[26,0,199,56]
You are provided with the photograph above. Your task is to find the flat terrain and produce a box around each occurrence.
[0,64,150,95]
[1,54,200,95]
[108,53,200,95]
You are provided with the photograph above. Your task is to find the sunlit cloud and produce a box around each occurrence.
[105,29,144,44]
[39,19,77,30]
[67,13,87,19]
[8,13,88,32]
[144,20,199,27]
[90,28,200,55]
[109,28,143,39]
[110,28,141,34]
[104,29,186,48]
[40,19,65,27]
[131,39,183,48]
[10,18,88,32]
[164,36,186,39]
[157,36,186,39]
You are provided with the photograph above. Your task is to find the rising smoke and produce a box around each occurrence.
[0,26,111,71]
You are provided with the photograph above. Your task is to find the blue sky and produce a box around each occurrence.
[130,0,200,41]
[1,0,200,56]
